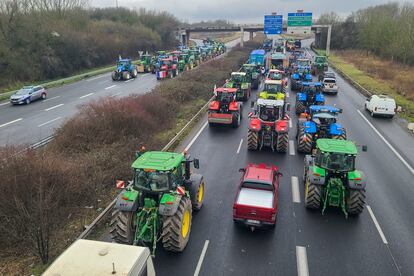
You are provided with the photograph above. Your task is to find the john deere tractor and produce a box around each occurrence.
[311,56,328,77]
[110,151,205,255]
[295,82,325,114]
[241,64,261,89]
[111,58,138,81]
[137,54,154,73]
[247,98,289,153]
[296,105,347,153]
[225,72,251,101]
[303,139,367,218]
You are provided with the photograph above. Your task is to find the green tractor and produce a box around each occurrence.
[225,72,251,101]
[110,151,205,255]
[241,64,261,89]
[189,48,201,66]
[178,53,191,71]
[137,54,155,73]
[303,139,367,218]
[311,56,328,77]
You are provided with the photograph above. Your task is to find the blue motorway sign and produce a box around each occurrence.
[264,15,283,35]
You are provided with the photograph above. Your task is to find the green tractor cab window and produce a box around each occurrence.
[134,170,170,192]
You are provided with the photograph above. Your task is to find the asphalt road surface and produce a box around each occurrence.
[0,33,249,146]
[145,40,412,276]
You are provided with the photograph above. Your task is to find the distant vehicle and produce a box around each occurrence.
[365,94,396,118]
[43,239,156,276]
[294,39,302,49]
[248,49,266,66]
[233,163,282,231]
[319,71,335,82]
[112,58,138,81]
[10,85,46,105]
[322,77,339,94]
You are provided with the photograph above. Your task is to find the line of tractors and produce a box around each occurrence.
[108,37,367,258]
[111,38,226,81]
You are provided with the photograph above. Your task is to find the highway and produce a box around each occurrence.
[0,34,249,147]
[142,40,413,275]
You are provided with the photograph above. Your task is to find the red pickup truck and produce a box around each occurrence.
[233,163,281,231]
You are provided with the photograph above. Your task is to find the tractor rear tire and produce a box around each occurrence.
[109,209,136,244]
[347,189,366,215]
[131,69,138,78]
[122,71,130,80]
[111,71,117,81]
[276,132,289,153]
[297,126,313,153]
[161,197,192,252]
[304,180,321,209]
[332,129,347,140]
[295,100,305,114]
[247,130,259,150]
[231,112,241,128]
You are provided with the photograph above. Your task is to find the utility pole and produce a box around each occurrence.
[116,0,119,8]
[326,25,332,57]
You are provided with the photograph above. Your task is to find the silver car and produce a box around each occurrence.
[10,85,47,105]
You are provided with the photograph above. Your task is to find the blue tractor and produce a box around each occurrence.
[291,65,312,91]
[296,105,347,153]
[111,58,138,81]
[295,82,325,114]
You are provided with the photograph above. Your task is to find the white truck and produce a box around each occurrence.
[43,239,155,276]
[365,94,396,118]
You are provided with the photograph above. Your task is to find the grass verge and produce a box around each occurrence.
[314,48,414,122]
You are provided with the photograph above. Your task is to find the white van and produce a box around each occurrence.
[365,94,396,118]
[43,239,156,276]
[322,77,338,94]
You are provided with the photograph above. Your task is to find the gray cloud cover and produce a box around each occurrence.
[90,0,414,23]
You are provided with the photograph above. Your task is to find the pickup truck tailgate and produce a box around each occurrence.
[234,188,275,222]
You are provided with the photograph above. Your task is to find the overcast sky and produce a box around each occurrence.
[90,0,414,23]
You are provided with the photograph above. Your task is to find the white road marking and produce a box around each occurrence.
[86,75,105,82]
[45,103,64,111]
[367,205,388,244]
[125,79,133,83]
[289,119,293,128]
[185,121,208,152]
[357,110,414,175]
[289,140,295,155]
[0,118,22,128]
[291,176,301,203]
[194,240,210,276]
[296,246,309,276]
[79,93,94,99]
[43,96,60,102]
[105,85,116,90]
[111,92,122,97]
[0,102,10,106]
[38,116,61,127]
[236,139,243,154]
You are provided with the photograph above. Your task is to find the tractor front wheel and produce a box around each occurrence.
[247,130,259,150]
[109,209,136,244]
[304,179,321,209]
[131,68,138,78]
[347,189,366,215]
[111,71,117,81]
[189,176,204,211]
[276,132,289,153]
[297,126,313,153]
[122,71,130,80]
[161,197,192,252]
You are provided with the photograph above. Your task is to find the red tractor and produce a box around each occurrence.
[247,98,289,153]
[156,57,178,80]
[208,87,243,128]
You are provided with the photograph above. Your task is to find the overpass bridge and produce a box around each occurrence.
[179,24,332,55]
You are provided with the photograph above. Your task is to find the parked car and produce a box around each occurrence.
[233,163,281,231]
[10,85,46,105]
[322,77,338,94]
[365,94,396,118]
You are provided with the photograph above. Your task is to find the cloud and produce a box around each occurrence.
[90,0,414,23]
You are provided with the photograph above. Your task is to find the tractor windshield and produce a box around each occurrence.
[265,83,282,93]
[297,60,310,67]
[217,92,234,103]
[259,106,280,121]
[134,170,170,192]
[231,74,244,83]
[317,152,355,172]
[315,57,327,63]
[268,72,282,80]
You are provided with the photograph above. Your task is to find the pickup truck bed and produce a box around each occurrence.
[236,188,274,208]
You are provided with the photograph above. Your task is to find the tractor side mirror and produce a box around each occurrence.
[338,108,343,113]
[250,101,254,108]
[193,158,200,169]
[239,168,246,173]
[362,145,368,152]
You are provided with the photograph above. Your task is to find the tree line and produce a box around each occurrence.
[0,0,180,89]
[318,2,414,65]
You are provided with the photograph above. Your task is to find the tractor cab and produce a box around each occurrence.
[241,64,261,89]
[312,56,329,76]
[255,98,285,122]
[208,87,242,127]
[267,69,284,81]
[137,54,154,73]
[117,59,132,71]
[295,82,325,113]
[313,140,356,172]
[229,72,247,86]
[260,80,285,100]
[297,58,311,68]
[212,87,238,111]
[226,72,251,101]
